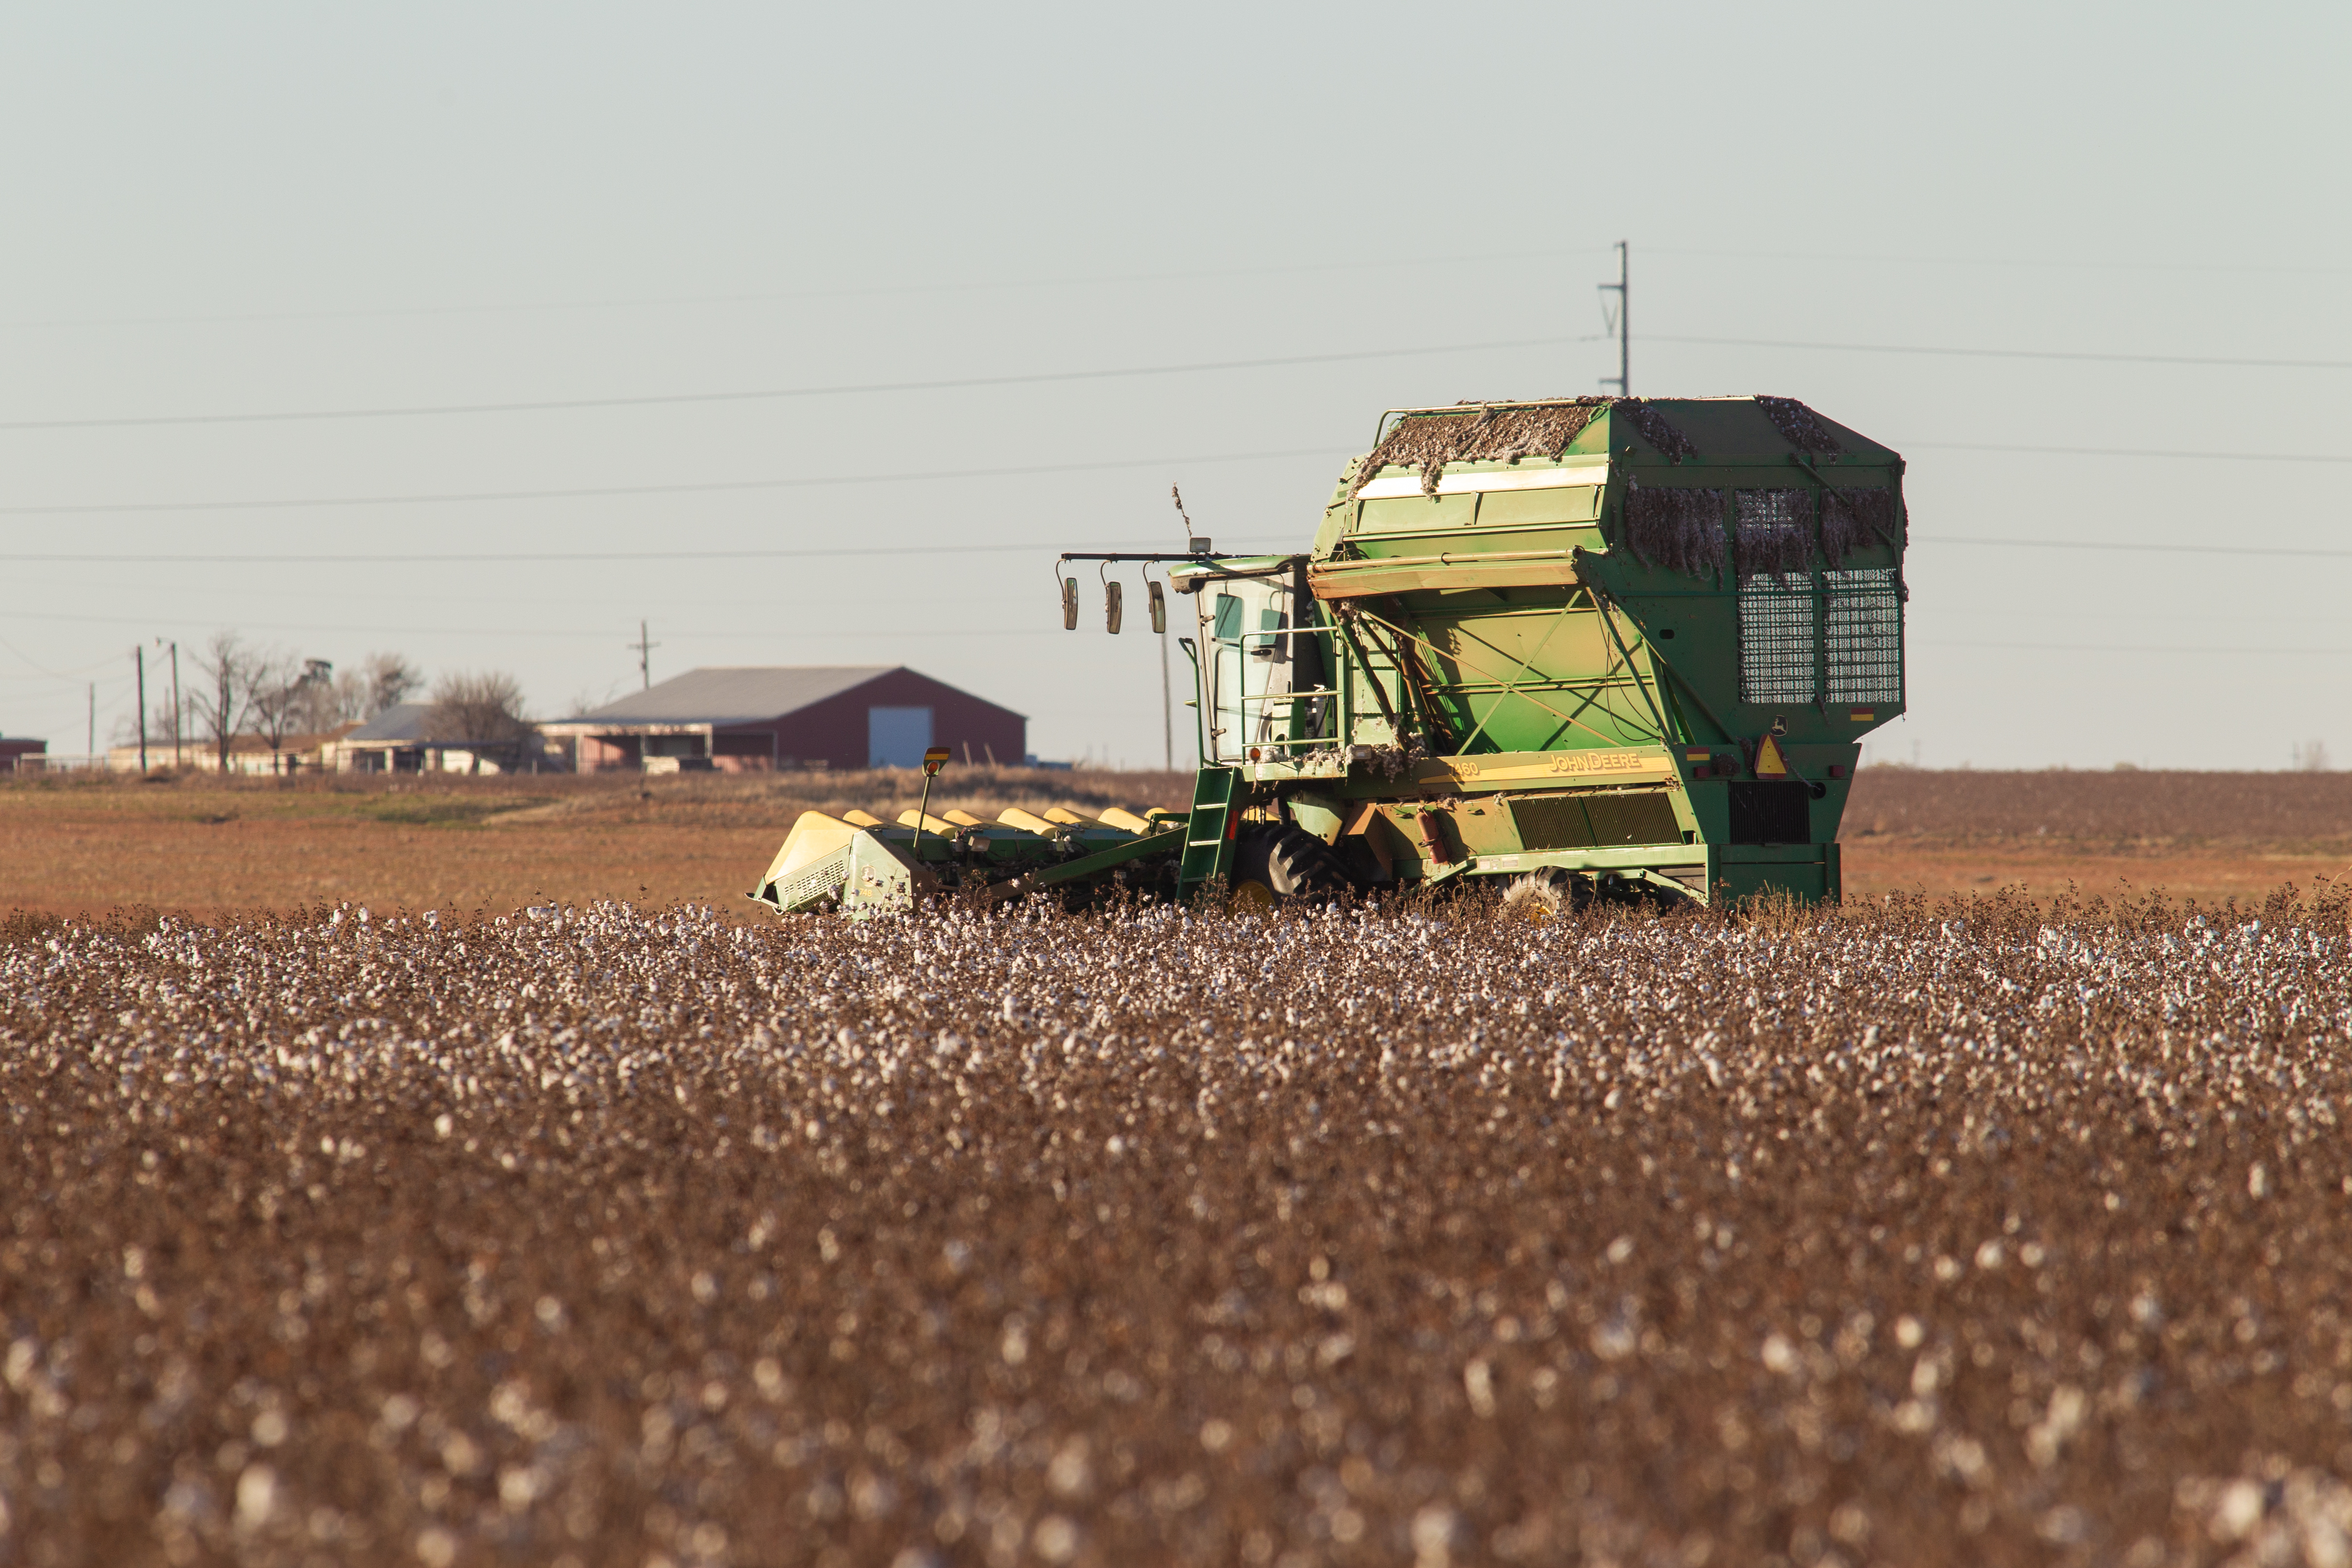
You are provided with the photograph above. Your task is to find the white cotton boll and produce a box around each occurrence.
[233,1465,276,1530]
[1462,1359,1496,1417]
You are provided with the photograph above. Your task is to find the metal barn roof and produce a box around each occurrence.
[570,667,910,727]
[343,702,434,743]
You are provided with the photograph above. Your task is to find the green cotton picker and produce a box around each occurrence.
[749,395,1907,917]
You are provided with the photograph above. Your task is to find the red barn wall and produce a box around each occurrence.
[714,670,1025,772]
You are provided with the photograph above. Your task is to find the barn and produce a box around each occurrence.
[540,667,1026,773]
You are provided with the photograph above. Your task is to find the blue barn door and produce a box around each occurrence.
[867,706,934,768]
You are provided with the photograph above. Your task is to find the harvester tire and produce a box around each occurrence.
[1231,824,1355,905]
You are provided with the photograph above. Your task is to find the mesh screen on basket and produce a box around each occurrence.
[1736,490,1816,585]
[1755,396,1843,454]
[1351,402,1607,497]
[1621,487,1727,579]
[1739,584,1816,704]
[1825,569,1903,705]
[1820,487,1901,562]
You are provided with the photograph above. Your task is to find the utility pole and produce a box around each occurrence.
[1598,240,1629,395]
[135,646,147,773]
[86,683,94,761]
[627,621,659,689]
[164,639,182,767]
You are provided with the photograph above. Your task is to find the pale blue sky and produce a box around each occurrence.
[3,3,2346,769]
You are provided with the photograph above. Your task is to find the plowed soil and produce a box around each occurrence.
[1840,769,2352,906]
[0,768,2344,919]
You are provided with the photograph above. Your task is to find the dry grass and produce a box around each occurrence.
[5,886,2351,1567]
[1841,770,2352,904]
[0,769,1191,920]
[1844,769,2352,848]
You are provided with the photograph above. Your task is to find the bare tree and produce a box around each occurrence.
[188,632,256,774]
[249,655,333,772]
[564,686,618,720]
[426,670,535,773]
[339,652,423,723]
[287,659,344,735]
[2293,740,2332,773]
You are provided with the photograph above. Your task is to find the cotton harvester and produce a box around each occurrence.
[749,395,1906,916]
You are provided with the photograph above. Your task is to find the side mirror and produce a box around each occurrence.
[1147,581,1166,634]
[1061,577,1078,630]
[1105,581,1124,635]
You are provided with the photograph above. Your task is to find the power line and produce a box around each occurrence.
[0,607,1087,641]
[0,447,1353,518]
[1651,333,2352,370]
[0,336,1598,432]
[13,525,2337,571]
[1921,639,2352,657]
[1905,440,2352,464]
[13,244,2338,336]
[1914,535,2352,561]
[3,434,2345,530]
[0,536,1293,567]
[0,246,1613,332]
[0,633,141,681]
[1648,246,2352,278]
[14,610,2342,661]
[8,326,2342,436]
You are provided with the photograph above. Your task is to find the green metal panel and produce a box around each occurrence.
[1281,395,1905,906]
[1175,766,1241,901]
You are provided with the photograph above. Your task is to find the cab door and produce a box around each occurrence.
[1199,579,1290,763]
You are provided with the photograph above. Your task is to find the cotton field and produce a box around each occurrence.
[4,889,2351,1568]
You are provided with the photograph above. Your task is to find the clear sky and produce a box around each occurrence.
[3,3,2346,771]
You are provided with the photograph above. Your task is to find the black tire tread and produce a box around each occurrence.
[1234,823,1356,900]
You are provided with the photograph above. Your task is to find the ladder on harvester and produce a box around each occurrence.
[1175,765,1241,902]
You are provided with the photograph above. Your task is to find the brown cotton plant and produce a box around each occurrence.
[2,888,2350,1568]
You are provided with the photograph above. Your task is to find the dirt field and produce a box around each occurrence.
[0,767,2343,919]
[0,768,1194,921]
[6,890,2349,1566]
[1841,769,2352,906]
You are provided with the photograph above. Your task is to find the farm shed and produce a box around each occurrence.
[331,705,555,775]
[108,727,360,775]
[541,666,1026,774]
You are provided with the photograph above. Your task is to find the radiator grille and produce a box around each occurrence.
[1825,569,1903,705]
[1739,581,1816,703]
[1508,792,1681,850]
[1581,791,1683,846]
[1509,795,1594,850]
[1729,782,1813,845]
